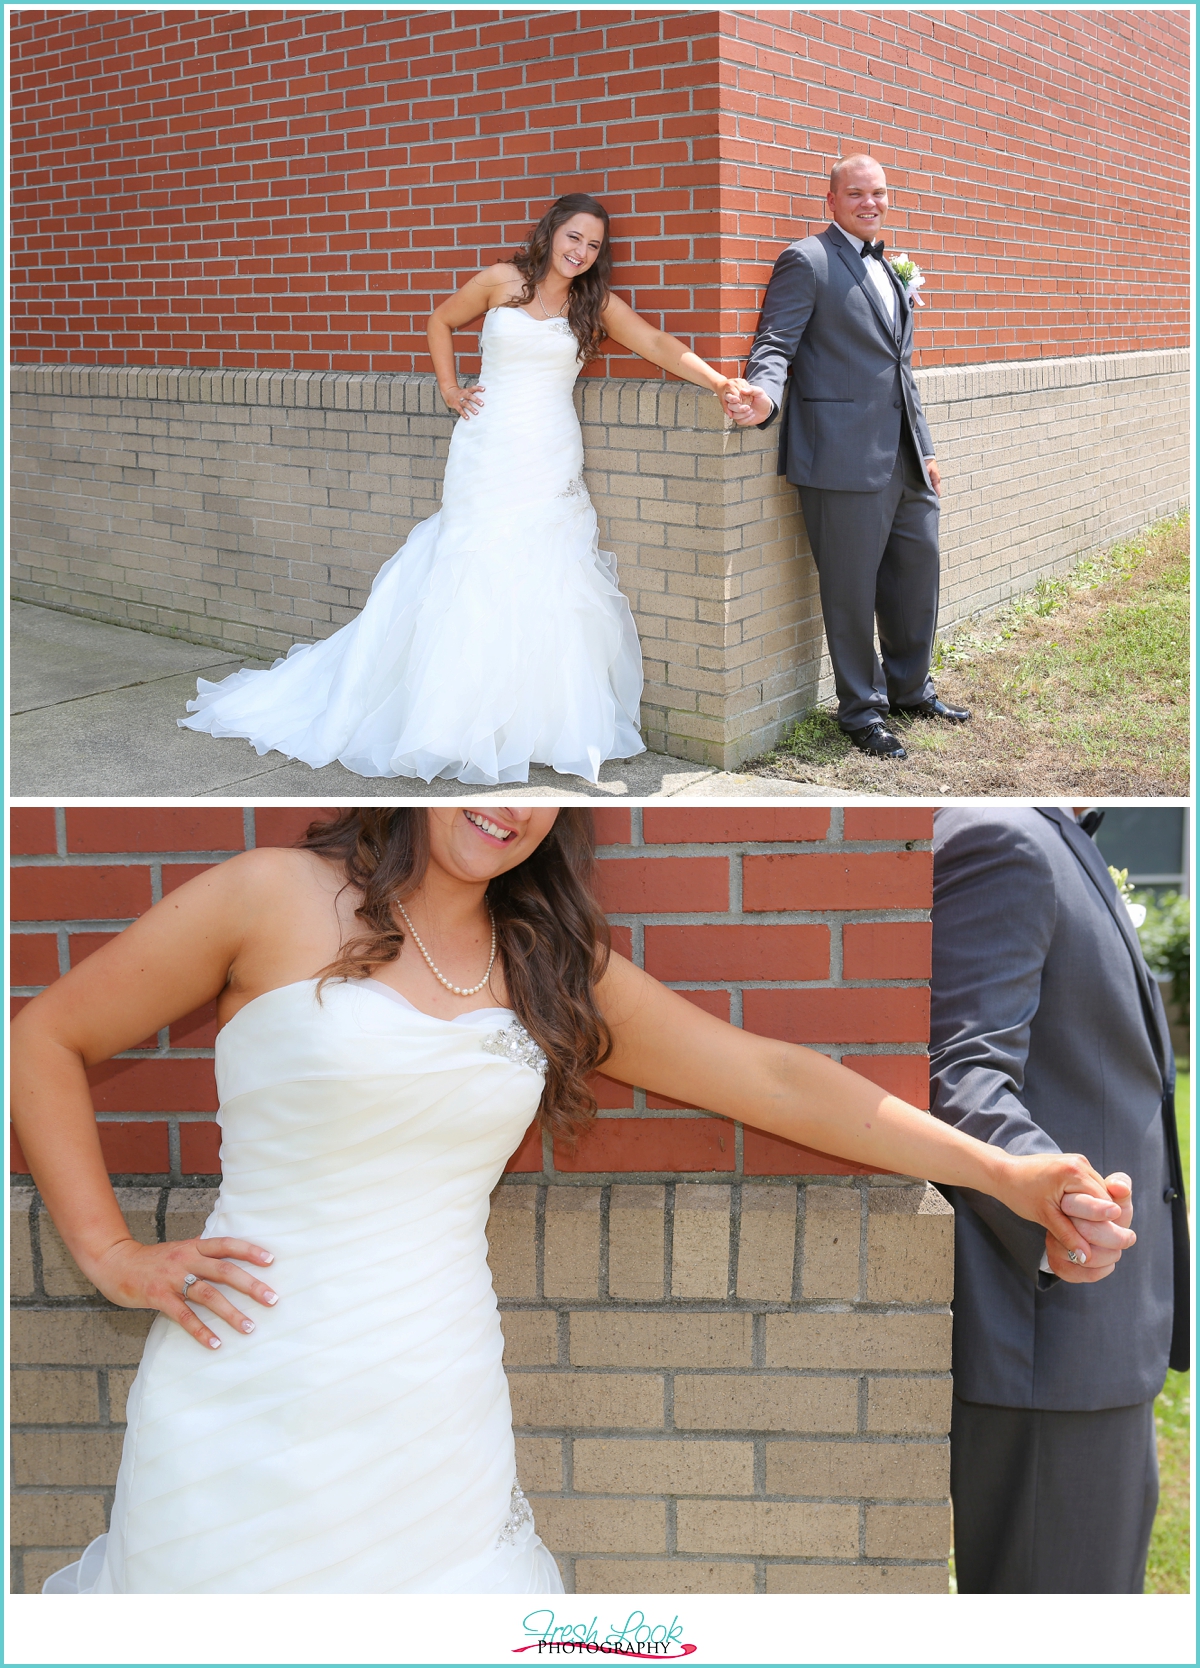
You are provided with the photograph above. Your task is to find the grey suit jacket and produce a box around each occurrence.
[742,224,935,492]
[930,807,1184,1411]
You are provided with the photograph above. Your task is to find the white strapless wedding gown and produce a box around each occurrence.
[178,306,645,784]
[43,979,564,1594]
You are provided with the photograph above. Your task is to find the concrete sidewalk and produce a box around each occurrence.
[10,604,836,801]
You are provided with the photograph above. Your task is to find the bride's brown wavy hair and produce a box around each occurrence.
[298,809,612,1142]
[503,192,613,364]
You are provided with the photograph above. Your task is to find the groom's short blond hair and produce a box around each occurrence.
[829,153,885,192]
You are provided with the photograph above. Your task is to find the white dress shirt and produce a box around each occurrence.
[834,224,897,326]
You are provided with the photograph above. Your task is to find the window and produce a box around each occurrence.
[1092,808,1189,897]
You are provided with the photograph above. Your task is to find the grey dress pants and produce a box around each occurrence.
[951,1396,1160,1593]
[797,425,941,731]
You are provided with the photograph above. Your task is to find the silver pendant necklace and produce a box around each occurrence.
[395,900,497,997]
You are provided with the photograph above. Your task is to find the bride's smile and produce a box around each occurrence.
[463,809,517,842]
[434,808,557,884]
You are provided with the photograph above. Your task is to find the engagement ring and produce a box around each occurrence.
[182,1273,199,1296]
[1065,1249,1080,1264]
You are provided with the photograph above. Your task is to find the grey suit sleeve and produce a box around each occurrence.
[907,370,935,459]
[930,815,1063,1281]
[743,245,816,431]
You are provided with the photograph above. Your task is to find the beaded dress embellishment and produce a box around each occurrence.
[558,475,587,501]
[482,1023,548,1078]
[497,1480,534,1547]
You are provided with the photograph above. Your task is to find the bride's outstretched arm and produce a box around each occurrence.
[599,292,735,399]
[595,952,1118,1262]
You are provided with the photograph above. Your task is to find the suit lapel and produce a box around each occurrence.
[1036,808,1171,1073]
[826,226,900,357]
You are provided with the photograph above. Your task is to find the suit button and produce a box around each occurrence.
[1164,1188,1179,1203]
[893,400,902,409]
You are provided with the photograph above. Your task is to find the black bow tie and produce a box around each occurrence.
[859,240,886,261]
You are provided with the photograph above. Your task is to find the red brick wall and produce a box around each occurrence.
[11,9,1186,376]
[715,9,1190,366]
[9,8,722,379]
[10,805,932,1183]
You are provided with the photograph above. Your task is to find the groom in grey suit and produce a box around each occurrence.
[725,155,968,759]
[930,807,1189,1592]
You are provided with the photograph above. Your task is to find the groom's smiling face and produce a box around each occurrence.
[827,159,890,243]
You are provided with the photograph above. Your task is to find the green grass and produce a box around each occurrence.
[948,515,1190,775]
[771,706,850,765]
[1148,1367,1191,1591]
[1146,1071,1191,1593]
[747,514,1190,796]
[1174,1071,1190,1183]
[932,531,1159,671]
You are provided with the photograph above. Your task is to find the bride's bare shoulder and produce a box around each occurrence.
[478,262,525,303]
[178,846,342,913]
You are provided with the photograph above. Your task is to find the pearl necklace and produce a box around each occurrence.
[535,283,567,319]
[395,901,498,997]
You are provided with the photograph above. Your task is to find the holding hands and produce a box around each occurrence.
[995,1152,1137,1279]
[717,379,942,495]
[1053,1172,1136,1283]
[719,378,773,427]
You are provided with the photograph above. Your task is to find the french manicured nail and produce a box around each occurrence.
[209,1337,222,1349]
[263,1291,278,1305]
[259,1252,274,1264]
[242,1320,255,1333]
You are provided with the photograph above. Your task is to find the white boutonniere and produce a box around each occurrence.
[888,253,926,308]
[1108,865,1147,928]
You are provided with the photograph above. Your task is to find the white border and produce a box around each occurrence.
[4,5,1195,1667]
[3,1590,1197,1666]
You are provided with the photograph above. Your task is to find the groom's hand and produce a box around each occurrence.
[1046,1172,1135,1283]
[721,380,773,427]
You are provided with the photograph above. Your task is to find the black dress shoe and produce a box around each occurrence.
[890,695,971,723]
[846,720,908,760]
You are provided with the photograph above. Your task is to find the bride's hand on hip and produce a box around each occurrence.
[441,383,485,419]
[90,1236,279,1350]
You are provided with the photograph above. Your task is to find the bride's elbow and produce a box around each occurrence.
[11,991,49,1051]
[12,989,94,1074]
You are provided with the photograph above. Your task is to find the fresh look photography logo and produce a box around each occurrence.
[514,1610,697,1658]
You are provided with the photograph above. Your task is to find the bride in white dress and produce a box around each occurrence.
[12,807,1125,1593]
[178,194,741,785]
